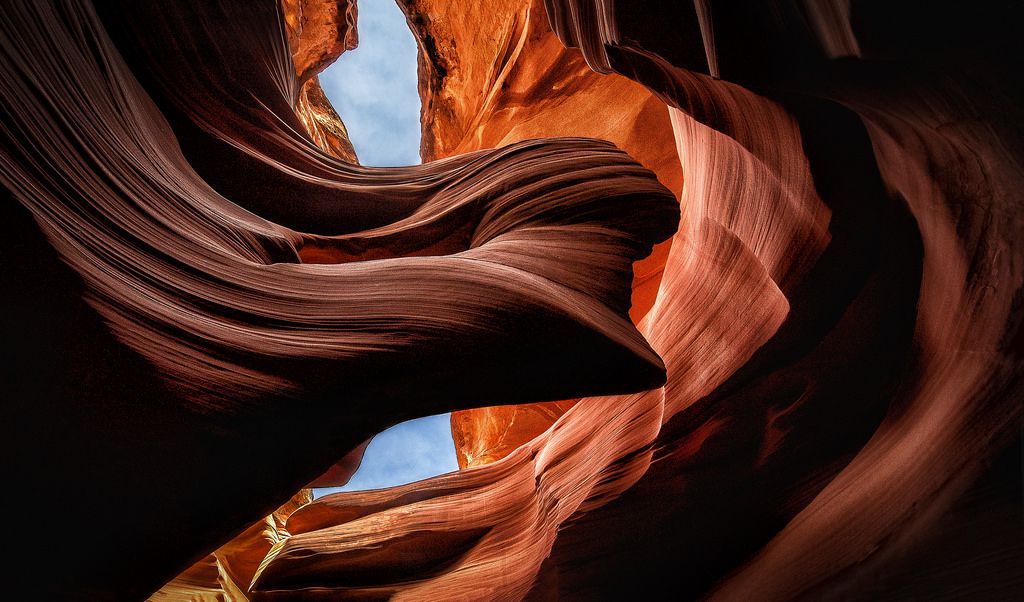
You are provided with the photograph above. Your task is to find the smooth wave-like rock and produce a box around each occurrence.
[545,2,1023,598]
[0,0,676,598]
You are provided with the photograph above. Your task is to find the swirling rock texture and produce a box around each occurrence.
[0,0,673,598]
[0,2,1021,602]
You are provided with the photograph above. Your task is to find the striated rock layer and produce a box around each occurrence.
[2,0,1022,600]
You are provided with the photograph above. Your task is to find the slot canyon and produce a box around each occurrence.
[0,0,1021,600]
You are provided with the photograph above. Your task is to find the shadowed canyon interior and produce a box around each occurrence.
[0,0,1021,600]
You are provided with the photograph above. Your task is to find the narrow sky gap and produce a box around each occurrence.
[313,1,456,497]
[318,0,421,166]
[314,413,460,497]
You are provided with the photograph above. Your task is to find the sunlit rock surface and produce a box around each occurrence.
[1,0,1021,600]
[400,0,683,463]
[282,0,358,83]
[451,400,576,468]
[151,490,312,602]
[284,0,360,162]
[296,76,359,163]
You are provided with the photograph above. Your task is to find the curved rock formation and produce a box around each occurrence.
[285,0,360,162]
[250,1,1022,600]
[0,0,674,598]
[152,490,313,602]
[2,0,1021,600]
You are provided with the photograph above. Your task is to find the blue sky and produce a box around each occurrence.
[314,1,457,496]
[317,0,421,166]
[314,413,459,496]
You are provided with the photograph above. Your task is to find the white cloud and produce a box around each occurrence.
[318,0,422,166]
